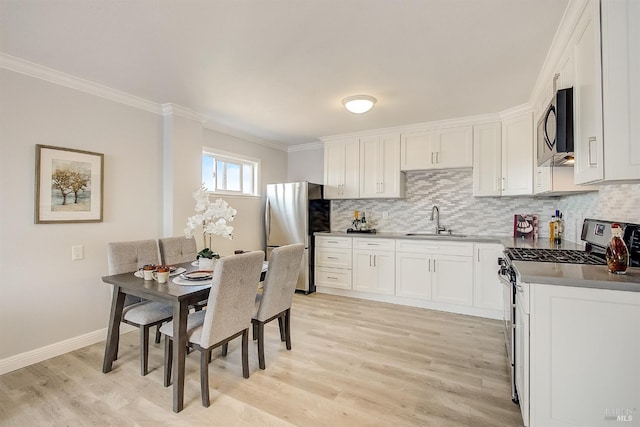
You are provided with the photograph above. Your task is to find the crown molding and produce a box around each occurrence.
[320,111,502,143]
[0,53,161,114]
[287,141,323,152]
[528,0,589,107]
[498,103,533,120]
[202,120,289,152]
[160,103,208,122]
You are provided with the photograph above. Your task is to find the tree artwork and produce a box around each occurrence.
[50,160,92,211]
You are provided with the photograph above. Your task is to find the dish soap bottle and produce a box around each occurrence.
[549,215,555,243]
[606,223,628,274]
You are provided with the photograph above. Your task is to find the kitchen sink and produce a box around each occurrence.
[405,233,467,238]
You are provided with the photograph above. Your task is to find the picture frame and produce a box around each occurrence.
[35,144,104,224]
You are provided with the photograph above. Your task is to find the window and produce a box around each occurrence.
[202,150,259,196]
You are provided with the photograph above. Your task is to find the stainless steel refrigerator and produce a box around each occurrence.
[265,182,330,293]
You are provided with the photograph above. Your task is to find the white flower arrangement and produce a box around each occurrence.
[184,187,236,257]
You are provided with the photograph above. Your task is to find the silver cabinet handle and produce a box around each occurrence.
[501,177,506,192]
[588,137,597,166]
[327,256,338,260]
[477,249,480,262]
[516,284,524,293]
[428,259,431,272]
[431,152,435,164]
[433,259,436,272]
[327,276,338,280]
[373,255,377,267]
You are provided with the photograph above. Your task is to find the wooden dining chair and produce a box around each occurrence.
[158,236,197,265]
[160,251,264,407]
[107,239,173,376]
[251,243,304,370]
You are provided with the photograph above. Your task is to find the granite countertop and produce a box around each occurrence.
[315,231,583,249]
[513,261,640,292]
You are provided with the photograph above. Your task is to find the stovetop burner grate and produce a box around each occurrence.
[505,248,606,265]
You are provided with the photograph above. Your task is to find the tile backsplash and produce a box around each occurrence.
[331,169,640,244]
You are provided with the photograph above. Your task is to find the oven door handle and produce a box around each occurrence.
[498,273,512,287]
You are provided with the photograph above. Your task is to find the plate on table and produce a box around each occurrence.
[181,270,213,281]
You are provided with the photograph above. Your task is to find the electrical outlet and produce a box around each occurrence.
[382,211,389,220]
[72,245,84,260]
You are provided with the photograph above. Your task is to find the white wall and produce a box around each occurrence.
[0,69,163,361]
[287,145,324,184]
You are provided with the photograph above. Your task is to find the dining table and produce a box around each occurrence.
[101,260,267,413]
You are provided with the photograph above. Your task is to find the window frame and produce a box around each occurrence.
[201,148,261,197]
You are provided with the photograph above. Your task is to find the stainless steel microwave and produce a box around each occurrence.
[537,87,574,166]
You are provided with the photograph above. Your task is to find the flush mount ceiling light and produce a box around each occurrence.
[342,95,377,114]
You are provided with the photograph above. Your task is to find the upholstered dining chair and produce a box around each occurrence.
[160,251,265,407]
[252,243,304,370]
[158,236,197,265]
[107,239,173,376]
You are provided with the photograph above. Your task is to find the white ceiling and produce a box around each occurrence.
[0,0,569,146]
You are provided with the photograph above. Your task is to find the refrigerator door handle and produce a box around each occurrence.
[265,198,271,242]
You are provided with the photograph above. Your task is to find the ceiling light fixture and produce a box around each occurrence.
[342,95,377,114]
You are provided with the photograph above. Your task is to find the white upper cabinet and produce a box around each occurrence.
[324,138,360,199]
[359,133,405,198]
[473,122,502,197]
[574,0,640,184]
[401,126,473,171]
[501,112,534,196]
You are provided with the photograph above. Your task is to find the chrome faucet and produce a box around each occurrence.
[430,205,446,234]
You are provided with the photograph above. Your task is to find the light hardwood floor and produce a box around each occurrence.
[0,293,523,426]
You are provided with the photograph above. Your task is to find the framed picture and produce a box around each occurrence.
[513,214,538,240]
[35,144,104,223]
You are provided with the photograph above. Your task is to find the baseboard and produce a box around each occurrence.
[0,324,136,376]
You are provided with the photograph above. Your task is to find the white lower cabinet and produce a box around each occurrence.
[314,236,352,290]
[352,238,395,295]
[431,255,473,306]
[316,236,503,320]
[473,243,504,312]
[395,252,431,300]
[524,284,640,427]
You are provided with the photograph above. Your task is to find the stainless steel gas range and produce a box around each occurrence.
[498,218,640,405]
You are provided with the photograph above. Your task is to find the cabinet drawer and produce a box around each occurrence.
[315,267,352,290]
[315,236,352,249]
[315,247,352,269]
[353,238,396,251]
[395,239,473,256]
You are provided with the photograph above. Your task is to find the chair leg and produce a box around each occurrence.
[114,335,119,361]
[242,329,250,379]
[164,336,172,387]
[221,342,228,357]
[257,322,266,370]
[252,321,258,341]
[155,324,162,344]
[141,326,150,376]
[285,308,292,350]
[200,349,210,407]
[277,316,286,342]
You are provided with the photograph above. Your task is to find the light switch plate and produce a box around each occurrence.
[72,245,84,260]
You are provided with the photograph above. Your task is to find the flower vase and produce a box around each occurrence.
[198,257,216,271]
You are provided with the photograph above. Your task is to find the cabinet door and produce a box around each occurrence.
[396,252,431,300]
[473,244,504,311]
[372,251,395,295]
[433,126,473,169]
[352,250,377,292]
[401,131,433,170]
[359,136,380,198]
[573,0,604,184]
[324,142,345,199]
[473,122,502,196]
[601,0,640,181]
[431,255,473,306]
[501,113,534,196]
[379,134,404,198]
[342,139,360,198]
